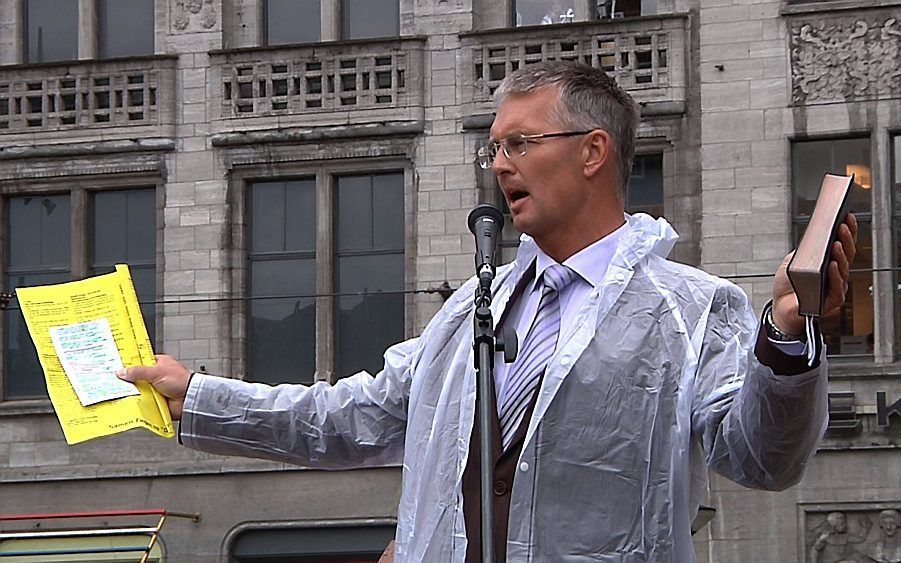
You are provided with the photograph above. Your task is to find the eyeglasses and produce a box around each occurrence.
[476,130,594,170]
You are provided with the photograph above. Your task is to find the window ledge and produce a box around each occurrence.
[0,399,54,416]
[827,359,901,379]
[782,0,901,16]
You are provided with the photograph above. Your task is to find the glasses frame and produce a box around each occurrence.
[476,130,595,169]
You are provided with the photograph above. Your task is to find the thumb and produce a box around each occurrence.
[116,365,156,383]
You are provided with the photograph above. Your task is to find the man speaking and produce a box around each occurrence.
[120,61,857,561]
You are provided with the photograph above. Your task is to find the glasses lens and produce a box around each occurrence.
[477,146,493,169]
[506,135,528,158]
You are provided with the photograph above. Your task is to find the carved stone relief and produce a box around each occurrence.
[171,0,218,32]
[789,12,901,104]
[805,508,901,562]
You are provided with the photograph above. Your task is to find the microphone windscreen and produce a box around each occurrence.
[467,204,504,234]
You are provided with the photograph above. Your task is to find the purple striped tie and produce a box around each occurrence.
[499,264,577,450]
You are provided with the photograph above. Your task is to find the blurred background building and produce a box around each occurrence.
[0,0,899,560]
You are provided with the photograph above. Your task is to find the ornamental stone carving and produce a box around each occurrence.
[171,0,218,32]
[805,508,901,562]
[789,12,901,104]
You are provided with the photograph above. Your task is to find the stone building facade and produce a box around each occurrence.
[0,0,898,560]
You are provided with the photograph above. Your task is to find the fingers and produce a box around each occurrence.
[824,260,847,313]
[836,222,857,267]
[831,239,850,284]
[846,212,858,241]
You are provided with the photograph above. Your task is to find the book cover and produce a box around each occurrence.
[787,173,854,318]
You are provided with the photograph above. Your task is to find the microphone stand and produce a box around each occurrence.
[473,266,517,563]
[473,269,497,563]
[468,204,517,563]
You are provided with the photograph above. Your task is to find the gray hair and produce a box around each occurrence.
[494,61,639,199]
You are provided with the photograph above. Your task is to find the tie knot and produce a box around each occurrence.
[542,264,578,293]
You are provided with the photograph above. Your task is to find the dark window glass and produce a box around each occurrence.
[792,138,873,356]
[598,0,642,18]
[627,153,664,218]
[99,0,155,58]
[336,173,404,378]
[26,0,78,63]
[4,195,71,399]
[230,524,396,561]
[249,180,317,384]
[92,189,157,345]
[266,0,321,45]
[342,0,399,39]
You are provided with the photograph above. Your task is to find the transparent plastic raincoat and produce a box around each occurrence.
[181,213,828,562]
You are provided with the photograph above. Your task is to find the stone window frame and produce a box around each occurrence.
[0,0,165,66]
[0,171,164,410]
[229,157,416,385]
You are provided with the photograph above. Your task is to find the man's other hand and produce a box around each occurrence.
[117,355,192,420]
[772,213,858,336]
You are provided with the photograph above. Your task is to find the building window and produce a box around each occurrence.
[516,0,577,26]
[98,0,155,58]
[2,187,157,401]
[627,153,664,218]
[25,0,79,63]
[514,0,651,26]
[265,0,321,45]
[248,179,317,386]
[335,173,405,379]
[246,172,405,385]
[3,195,71,400]
[792,137,873,357]
[342,0,400,39]
[91,189,157,345]
[21,0,155,64]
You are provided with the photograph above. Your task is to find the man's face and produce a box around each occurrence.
[490,88,591,252]
[883,514,899,536]
[827,513,848,533]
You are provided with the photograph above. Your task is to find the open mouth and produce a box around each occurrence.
[507,189,529,203]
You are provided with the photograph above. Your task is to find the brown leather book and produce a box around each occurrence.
[788,173,854,317]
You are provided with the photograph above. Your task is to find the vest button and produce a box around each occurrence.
[493,480,508,495]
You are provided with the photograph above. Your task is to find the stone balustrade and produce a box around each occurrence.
[210,37,426,129]
[0,56,176,140]
[461,15,689,116]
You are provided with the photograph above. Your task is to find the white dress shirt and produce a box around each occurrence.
[493,221,629,406]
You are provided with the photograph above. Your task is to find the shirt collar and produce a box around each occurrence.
[534,220,631,289]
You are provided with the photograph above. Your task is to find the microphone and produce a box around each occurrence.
[467,204,504,290]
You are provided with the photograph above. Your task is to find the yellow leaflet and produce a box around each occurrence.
[15,265,174,444]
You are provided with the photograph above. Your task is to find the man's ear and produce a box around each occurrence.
[583,129,613,178]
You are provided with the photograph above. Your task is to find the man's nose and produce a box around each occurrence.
[491,148,514,175]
